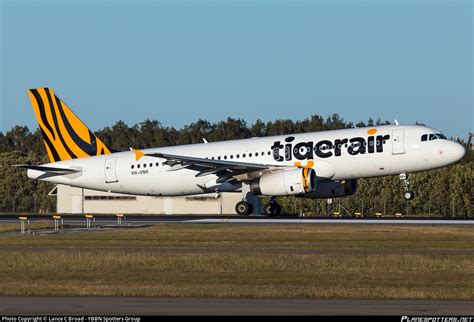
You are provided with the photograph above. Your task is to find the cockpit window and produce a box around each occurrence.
[422,133,447,142]
[428,133,447,141]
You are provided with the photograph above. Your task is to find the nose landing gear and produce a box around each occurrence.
[400,173,415,200]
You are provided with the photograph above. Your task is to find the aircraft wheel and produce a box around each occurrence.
[263,202,281,217]
[235,201,253,216]
[404,191,415,200]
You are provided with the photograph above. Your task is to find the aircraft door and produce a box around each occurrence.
[105,157,119,183]
[392,129,405,154]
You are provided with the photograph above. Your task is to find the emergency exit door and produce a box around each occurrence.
[105,157,118,183]
[392,129,405,154]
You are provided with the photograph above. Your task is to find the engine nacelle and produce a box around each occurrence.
[250,168,316,196]
[300,179,358,199]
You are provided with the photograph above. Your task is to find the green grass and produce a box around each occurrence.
[0,221,54,233]
[0,224,472,299]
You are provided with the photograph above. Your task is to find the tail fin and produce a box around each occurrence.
[28,88,112,162]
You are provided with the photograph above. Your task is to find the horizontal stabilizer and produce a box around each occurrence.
[14,164,80,175]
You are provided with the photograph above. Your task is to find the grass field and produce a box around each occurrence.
[0,221,55,233]
[0,224,472,299]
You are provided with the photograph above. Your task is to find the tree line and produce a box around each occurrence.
[0,114,472,216]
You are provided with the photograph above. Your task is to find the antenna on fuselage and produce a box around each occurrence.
[203,138,209,144]
[394,119,400,126]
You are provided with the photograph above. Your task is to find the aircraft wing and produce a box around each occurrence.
[145,152,289,183]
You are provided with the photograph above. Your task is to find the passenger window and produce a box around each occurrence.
[156,162,159,166]
[218,156,221,160]
[249,153,253,157]
[236,154,239,158]
[150,163,153,167]
[243,154,246,158]
[137,164,140,169]
[230,155,233,159]
[224,156,227,160]
[268,151,271,155]
[421,134,428,142]
[131,165,134,169]
[255,152,259,156]
[143,164,146,168]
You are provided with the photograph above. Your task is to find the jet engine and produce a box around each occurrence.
[300,179,358,199]
[250,168,316,196]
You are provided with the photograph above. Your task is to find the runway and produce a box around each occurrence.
[0,214,473,226]
[189,218,474,225]
[1,216,472,315]
[1,297,473,315]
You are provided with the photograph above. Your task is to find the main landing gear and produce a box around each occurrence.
[235,200,253,216]
[400,173,415,200]
[235,198,282,216]
[262,197,282,217]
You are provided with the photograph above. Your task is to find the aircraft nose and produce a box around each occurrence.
[449,141,465,162]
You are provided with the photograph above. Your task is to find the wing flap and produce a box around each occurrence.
[146,152,270,171]
[144,152,294,182]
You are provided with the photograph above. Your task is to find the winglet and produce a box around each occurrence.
[130,148,145,161]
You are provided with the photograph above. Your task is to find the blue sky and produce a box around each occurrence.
[1,0,472,139]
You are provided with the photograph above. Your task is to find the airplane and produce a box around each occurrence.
[15,88,466,216]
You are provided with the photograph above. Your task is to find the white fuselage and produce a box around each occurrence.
[27,125,465,197]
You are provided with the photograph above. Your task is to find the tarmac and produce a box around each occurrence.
[1,214,473,226]
[1,297,473,315]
